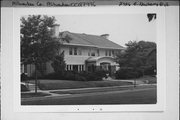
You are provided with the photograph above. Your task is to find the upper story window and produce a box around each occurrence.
[69,47,81,56]
[112,50,114,56]
[69,47,73,55]
[91,52,95,56]
[105,50,108,56]
[88,49,96,56]
[109,50,111,56]
[97,49,100,56]
[74,47,77,55]
[78,49,82,55]
[105,50,113,56]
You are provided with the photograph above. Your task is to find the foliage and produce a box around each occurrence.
[21,15,61,93]
[21,15,61,66]
[21,84,29,92]
[116,40,156,79]
[115,68,143,79]
[79,70,107,81]
[51,51,66,76]
[21,73,29,82]
[43,70,107,81]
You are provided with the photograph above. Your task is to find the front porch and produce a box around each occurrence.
[85,56,119,76]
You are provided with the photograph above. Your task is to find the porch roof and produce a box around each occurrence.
[86,56,114,62]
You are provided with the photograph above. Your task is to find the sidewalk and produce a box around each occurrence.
[21,83,156,102]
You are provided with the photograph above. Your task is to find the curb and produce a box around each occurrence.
[21,84,156,102]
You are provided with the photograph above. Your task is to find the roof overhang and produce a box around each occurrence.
[62,43,125,50]
[86,56,115,62]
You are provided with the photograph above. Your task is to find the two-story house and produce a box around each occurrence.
[21,24,124,77]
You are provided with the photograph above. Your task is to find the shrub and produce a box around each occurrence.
[74,74,87,81]
[115,68,143,79]
[31,70,43,79]
[144,67,156,75]
[80,70,107,81]
[21,84,29,92]
[21,73,28,82]
[43,70,107,81]
[51,53,66,76]
[43,72,62,79]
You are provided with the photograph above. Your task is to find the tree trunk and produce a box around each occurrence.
[35,64,38,94]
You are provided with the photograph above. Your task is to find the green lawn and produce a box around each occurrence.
[38,80,132,90]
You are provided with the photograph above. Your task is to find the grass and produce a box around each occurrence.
[22,87,157,105]
[117,75,157,84]
[51,86,130,94]
[135,75,156,84]
[51,84,156,95]
[21,92,51,98]
[38,80,132,90]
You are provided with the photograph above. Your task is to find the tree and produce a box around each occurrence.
[117,41,143,69]
[51,51,66,76]
[21,15,61,93]
[116,40,156,79]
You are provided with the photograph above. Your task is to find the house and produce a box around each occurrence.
[21,24,124,77]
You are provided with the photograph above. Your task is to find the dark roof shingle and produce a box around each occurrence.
[61,31,124,50]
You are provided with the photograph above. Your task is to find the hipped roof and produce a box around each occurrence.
[60,31,124,50]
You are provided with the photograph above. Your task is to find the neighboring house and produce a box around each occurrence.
[21,24,124,77]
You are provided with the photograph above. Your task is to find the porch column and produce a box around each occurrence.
[78,65,80,72]
[81,65,83,71]
[79,65,82,71]
[70,65,72,71]
[71,65,73,71]
[65,65,67,70]
[82,65,84,71]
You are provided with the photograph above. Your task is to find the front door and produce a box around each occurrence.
[100,62,110,71]
[73,65,78,72]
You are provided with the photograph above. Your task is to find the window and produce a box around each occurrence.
[112,50,114,56]
[97,49,100,56]
[69,47,73,55]
[88,50,90,56]
[109,50,111,56]
[88,49,91,56]
[74,48,77,55]
[105,50,108,56]
[78,48,82,55]
[73,65,78,71]
[105,50,112,56]
[91,52,95,56]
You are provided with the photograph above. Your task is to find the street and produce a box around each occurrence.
[22,87,156,105]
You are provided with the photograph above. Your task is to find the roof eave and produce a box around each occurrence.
[62,43,124,50]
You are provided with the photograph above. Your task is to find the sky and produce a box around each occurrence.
[54,14,156,47]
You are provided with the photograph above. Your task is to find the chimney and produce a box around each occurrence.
[101,34,109,39]
[52,24,60,38]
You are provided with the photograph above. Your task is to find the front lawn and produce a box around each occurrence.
[135,75,156,84]
[38,80,132,90]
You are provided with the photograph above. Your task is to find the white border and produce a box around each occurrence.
[13,7,166,112]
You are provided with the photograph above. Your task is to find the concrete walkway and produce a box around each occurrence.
[21,84,156,102]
